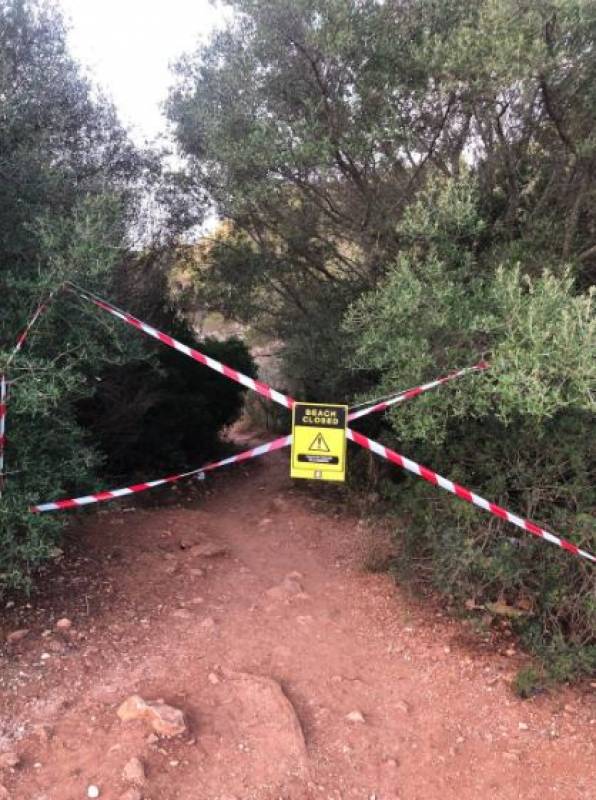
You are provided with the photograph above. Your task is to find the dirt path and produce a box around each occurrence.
[1,432,595,800]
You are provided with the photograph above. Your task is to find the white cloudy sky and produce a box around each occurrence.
[58,0,231,144]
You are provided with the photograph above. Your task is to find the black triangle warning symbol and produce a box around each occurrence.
[308,432,330,452]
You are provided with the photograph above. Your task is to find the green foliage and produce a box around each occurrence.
[1,203,140,591]
[346,177,595,680]
[0,0,148,591]
[166,0,463,394]
[164,0,596,677]
[78,327,256,477]
[346,175,594,442]
[167,0,596,393]
[519,630,596,684]
[513,667,544,699]
[0,0,216,591]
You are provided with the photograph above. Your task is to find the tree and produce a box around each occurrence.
[0,1,163,588]
[166,0,477,393]
[167,1,596,393]
[167,0,596,677]
[345,174,595,681]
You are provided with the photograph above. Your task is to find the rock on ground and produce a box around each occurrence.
[117,695,187,737]
[120,790,142,800]
[225,672,309,781]
[122,756,146,786]
[265,573,305,601]
[346,710,366,724]
[189,541,229,558]
[6,629,29,644]
[0,751,19,769]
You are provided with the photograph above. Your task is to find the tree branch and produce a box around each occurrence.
[577,242,596,262]
[538,75,576,155]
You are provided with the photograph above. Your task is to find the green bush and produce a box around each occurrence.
[345,176,595,680]
[513,667,544,699]
[0,0,154,590]
[0,1,251,592]
[78,325,256,477]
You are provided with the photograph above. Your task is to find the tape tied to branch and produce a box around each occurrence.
[347,362,489,421]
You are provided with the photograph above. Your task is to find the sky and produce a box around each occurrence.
[58,0,232,145]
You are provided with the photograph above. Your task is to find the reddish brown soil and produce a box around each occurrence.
[1,431,595,800]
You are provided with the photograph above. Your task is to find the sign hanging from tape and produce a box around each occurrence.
[291,402,348,481]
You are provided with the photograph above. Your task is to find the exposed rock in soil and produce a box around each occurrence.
[265,573,305,600]
[189,541,229,558]
[122,756,146,786]
[117,695,187,737]
[120,790,142,800]
[172,608,193,620]
[225,671,309,780]
[346,710,366,724]
[31,723,53,743]
[0,751,20,769]
[6,629,29,644]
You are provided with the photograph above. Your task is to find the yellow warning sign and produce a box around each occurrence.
[291,402,348,481]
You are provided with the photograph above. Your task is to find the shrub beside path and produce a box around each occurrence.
[1,431,594,799]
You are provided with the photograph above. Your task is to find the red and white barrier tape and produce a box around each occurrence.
[33,419,596,564]
[67,284,295,410]
[6,290,59,368]
[0,374,6,493]
[29,358,485,512]
[348,362,489,421]
[31,434,292,512]
[2,289,59,492]
[10,282,591,565]
[12,302,47,355]
[347,428,595,564]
